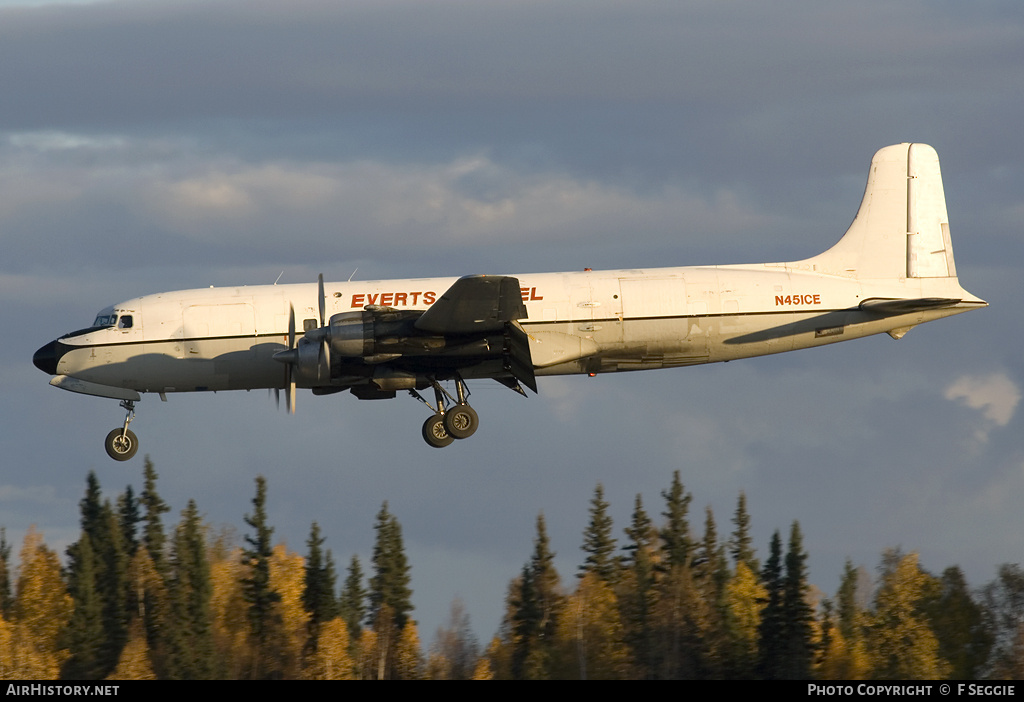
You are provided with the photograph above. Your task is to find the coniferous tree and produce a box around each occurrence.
[693,506,730,677]
[757,530,784,679]
[779,521,813,679]
[368,502,413,631]
[510,513,563,679]
[836,558,860,643]
[240,475,281,678]
[367,502,413,679]
[921,566,992,679]
[117,486,140,559]
[579,483,618,584]
[64,474,129,678]
[138,458,169,667]
[728,491,757,573]
[0,528,11,616]
[620,494,657,678]
[140,458,170,573]
[339,555,367,641]
[61,536,105,679]
[659,471,693,570]
[302,521,339,652]
[981,563,1024,679]
[167,499,215,679]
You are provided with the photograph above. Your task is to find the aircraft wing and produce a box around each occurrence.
[414,275,528,335]
[413,275,536,393]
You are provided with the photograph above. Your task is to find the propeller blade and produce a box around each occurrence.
[288,303,296,351]
[286,365,295,414]
[287,304,296,413]
[318,338,330,382]
[318,273,326,328]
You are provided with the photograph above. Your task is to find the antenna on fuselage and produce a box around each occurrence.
[274,271,284,285]
[348,268,358,282]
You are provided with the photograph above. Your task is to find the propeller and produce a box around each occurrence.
[316,274,330,382]
[272,275,331,403]
[286,303,296,413]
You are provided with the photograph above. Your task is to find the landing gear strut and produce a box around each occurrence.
[411,375,479,448]
[104,399,139,461]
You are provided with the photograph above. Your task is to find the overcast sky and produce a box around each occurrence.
[3,0,1023,645]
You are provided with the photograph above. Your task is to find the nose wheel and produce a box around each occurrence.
[104,400,140,461]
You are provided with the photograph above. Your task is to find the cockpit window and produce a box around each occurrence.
[117,315,133,329]
[93,313,118,327]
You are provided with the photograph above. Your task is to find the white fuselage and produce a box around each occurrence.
[48,262,982,396]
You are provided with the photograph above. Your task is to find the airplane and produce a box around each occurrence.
[33,143,987,460]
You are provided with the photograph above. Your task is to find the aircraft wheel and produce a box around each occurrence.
[104,428,139,461]
[422,414,454,448]
[443,404,478,440]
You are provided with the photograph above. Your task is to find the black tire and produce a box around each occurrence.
[422,414,454,448]
[443,404,479,440]
[105,428,139,461]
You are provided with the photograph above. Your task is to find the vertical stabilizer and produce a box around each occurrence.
[906,144,957,278]
[802,143,958,281]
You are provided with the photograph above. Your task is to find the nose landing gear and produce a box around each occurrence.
[104,399,139,461]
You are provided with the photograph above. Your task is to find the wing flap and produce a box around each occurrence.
[505,322,538,393]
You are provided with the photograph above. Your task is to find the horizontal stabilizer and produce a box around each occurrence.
[859,297,961,315]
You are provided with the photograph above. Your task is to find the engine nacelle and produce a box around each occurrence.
[327,311,374,357]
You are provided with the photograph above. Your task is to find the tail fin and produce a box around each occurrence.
[802,143,958,280]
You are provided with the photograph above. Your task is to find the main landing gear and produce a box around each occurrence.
[104,399,139,461]
[410,375,479,448]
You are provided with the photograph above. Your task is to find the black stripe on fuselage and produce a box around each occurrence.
[56,305,909,349]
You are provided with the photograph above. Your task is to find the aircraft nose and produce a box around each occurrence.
[33,340,66,375]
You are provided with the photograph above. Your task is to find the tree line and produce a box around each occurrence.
[0,461,1021,679]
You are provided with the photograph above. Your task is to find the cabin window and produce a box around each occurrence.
[303,318,317,332]
[118,315,133,329]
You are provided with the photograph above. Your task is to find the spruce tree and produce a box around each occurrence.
[241,475,282,678]
[64,473,129,678]
[579,483,618,584]
[509,513,562,679]
[0,527,11,616]
[117,485,140,559]
[62,536,105,679]
[368,502,413,631]
[303,521,339,649]
[339,555,367,640]
[728,491,757,572]
[836,558,861,643]
[621,494,657,678]
[757,530,784,679]
[140,458,170,572]
[168,499,215,679]
[659,471,693,570]
[923,566,992,679]
[780,521,813,678]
